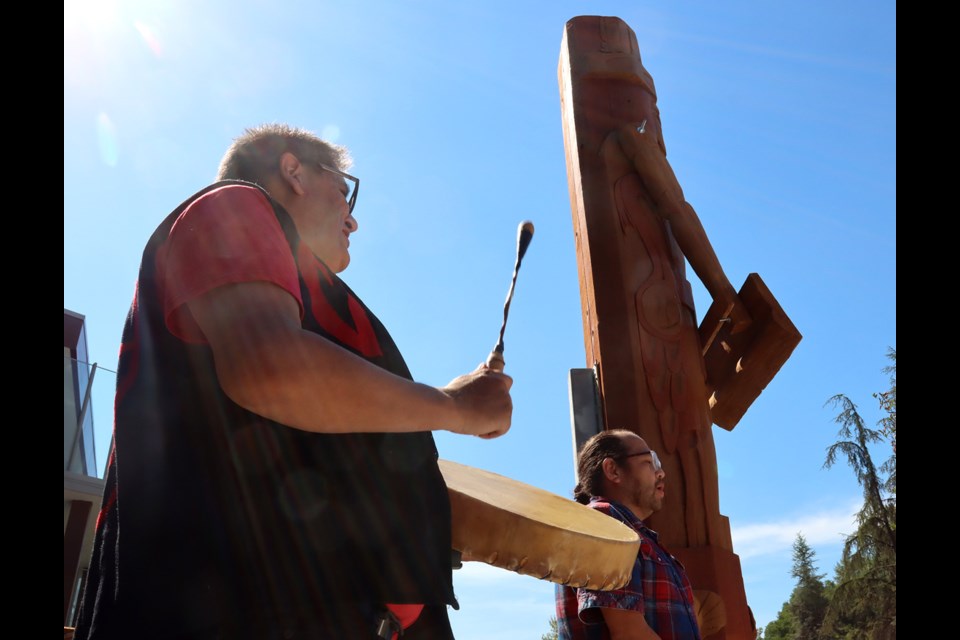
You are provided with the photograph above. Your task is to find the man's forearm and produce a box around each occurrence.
[189,281,511,436]
[217,327,461,433]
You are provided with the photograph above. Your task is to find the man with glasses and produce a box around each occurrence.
[74,124,513,640]
[556,429,701,640]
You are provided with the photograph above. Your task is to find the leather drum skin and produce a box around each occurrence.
[439,459,640,590]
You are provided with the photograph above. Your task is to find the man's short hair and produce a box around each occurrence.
[216,123,351,185]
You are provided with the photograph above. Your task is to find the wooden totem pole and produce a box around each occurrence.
[558,16,801,640]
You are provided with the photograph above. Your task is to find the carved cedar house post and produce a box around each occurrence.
[558,16,801,640]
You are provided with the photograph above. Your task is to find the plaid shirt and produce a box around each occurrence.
[555,498,701,640]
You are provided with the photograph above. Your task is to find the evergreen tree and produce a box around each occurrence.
[821,348,896,640]
[763,601,797,640]
[542,616,558,640]
[876,348,896,498]
[789,534,829,639]
[762,534,828,640]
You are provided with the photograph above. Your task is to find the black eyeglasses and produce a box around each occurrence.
[315,163,359,214]
[617,449,662,472]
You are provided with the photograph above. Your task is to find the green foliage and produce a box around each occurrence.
[791,534,825,586]
[765,349,896,640]
[763,601,797,640]
[820,348,896,640]
[790,534,829,639]
[763,534,829,640]
[876,347,896,497]
[542,616,558,640]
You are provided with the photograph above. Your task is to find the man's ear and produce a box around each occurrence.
[278,151,307,196]
[601,457,621,484]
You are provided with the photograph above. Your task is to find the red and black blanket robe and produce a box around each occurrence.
[74,181,456,639]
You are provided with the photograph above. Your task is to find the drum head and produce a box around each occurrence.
[440,459,640,590]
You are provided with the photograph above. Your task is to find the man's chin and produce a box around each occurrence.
[332,253,351,273]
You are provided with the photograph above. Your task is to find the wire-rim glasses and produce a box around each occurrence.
[617,449,662,472]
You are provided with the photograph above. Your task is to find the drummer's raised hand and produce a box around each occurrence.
[440,364,513,439]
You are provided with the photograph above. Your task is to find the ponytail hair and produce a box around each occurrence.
[572,429,633,504]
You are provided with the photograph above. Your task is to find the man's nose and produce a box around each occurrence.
[345,214,358,233]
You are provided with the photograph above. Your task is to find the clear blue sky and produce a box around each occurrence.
[64,1,895,636]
